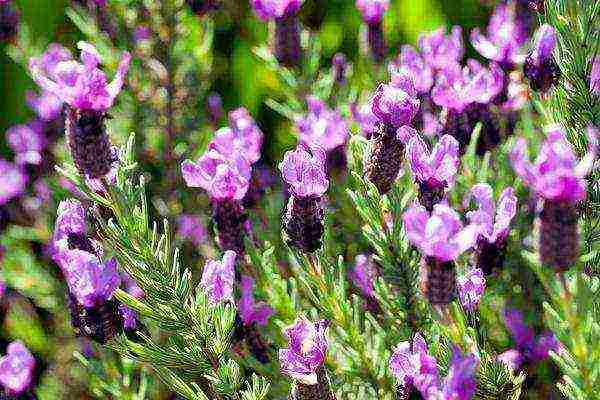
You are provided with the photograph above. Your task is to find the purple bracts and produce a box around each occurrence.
[372,74,420,129]
[524,24,560,92]
[418,26,464,71]
[356,0,389,62]
[177,215,207,246]
[200,250,236,305]
[457,268,486,312]
[389,45,434,95]
[0,160,27,206]
[296,96,348,154]
[0,341,35,396]
[6,122,46,166]
[239,275,274,326]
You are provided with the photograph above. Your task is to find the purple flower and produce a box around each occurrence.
[0,341,35,396]
[207,92,223,124]
[389,45,434,95]
[457,268,486,312]
[26,90,63,121]
[208,108,264,165]
[133,25,152,43]
[441,347,479,400]
[6,121,46,166]
[30,41,131,112]
[52,199,87,252]
[279,144,329,197]
[296,96,348,153]
[470,2,528,68]
[181,149,251,201]
[239,275,274,327]
[590,57,600,95]
[348,254,377,298]
[355,0,389,25]
[279,317,329,385]
[389,333,439,393]
[251,0,303,20]
[332,53,348,83]
[465,184,518,245]
[0,159,27,206]
[405,134,460,189]
[523,24,560,92]
[497,349,523,371]
[372,73,420,129]
[200,250,236,305]
[403,203,480,262]
[351,100,379,138]
[529,24,557,67]
[418,26,464,71]
[177,215,207,246]
[510,125,597,203]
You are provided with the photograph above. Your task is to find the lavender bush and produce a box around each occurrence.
[0,0,599,399]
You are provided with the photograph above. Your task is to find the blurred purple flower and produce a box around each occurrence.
[418,26,464,71]
[26,90,63,121]
[457,268,486,312]
[349,254,377,298]
[200,250,236,305]
[207,92,223,124]
[0,341,35,396]
[332,53,348,83]
[0,159,27,206]
[372,73,420,129]
[389,45,434,95]
[296,96,348,153]
[209,107,263,165]
[355,0,389,25]
[251,0,303,20]
[279,144,329,197]
[133,25,152,43]
[0,0,19,43]
[6,121,46,166]
[441,347,479,400]
[279,317,329,385]
[177,215,207,246]
[119,272,144,330]
[524,24,560,92]
[351,100,379,138]
[239,275,274,327]
[591,57,600,95]
[52,199,87,251]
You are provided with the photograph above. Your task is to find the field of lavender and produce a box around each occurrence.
[0,0,599,399]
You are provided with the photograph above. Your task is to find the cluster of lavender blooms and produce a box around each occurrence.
[0,341,36,398]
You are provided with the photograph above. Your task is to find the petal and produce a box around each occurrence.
[509,138,538,188]
[470,28,501,61]
[402,204,429,250]
[406,134,433,182]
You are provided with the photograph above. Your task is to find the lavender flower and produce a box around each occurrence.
[332,53,348,84]
[296,96,348,156]
[119,272,145,332]
[200,251,236,305]
[351,100,378,138]
[30,42,131,178]
[349,254,377,298]
[465,184,517,274]
[523,24,560,93]
[591,57,600,96]
[26,90,63,122]
[0,341,35,396]
[280,317,335,400]
[389,45,434,95]
[0,0,19,43]
[470,2,528,70]
[208,107,264,165]
[366,74,420,194]
[418,26,464,71]
[6,122,46,166]
[207,93,223,125]
[405,134,460,211]
[280,144,329,252]
[498,309,561,371]
[356,0,389,62]
[457,268,486,312]
[0,160,27,206]
[403,203,479,305]
[510,125,597,271]
[239,275,274,326]
[177,215,207,247]
[252,0,304,68]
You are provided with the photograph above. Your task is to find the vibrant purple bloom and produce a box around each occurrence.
[30,41,131,112]
[470,2,528,68]
[182,149,251,201]
[389,333,439,393]
[208,108,263,165]
[529,24,557,67]
[440,347,479,400]
[279,144,329,197]
[372,73,420,129]
[0,159,27,206]
[348,254,378,298]
[251,0,303,20]
[389,45,434,95]
[351,100,379,138]
[53,199,87,251]
[403,203,480,262]
[296,96,348,153]
[6,121,46,166]
[200,250,236,305]
[510,125,597,203]
[239,275,274,327]
[26,90,63,121]
[418,26,464,71]
[590,57,600,95]
[177,215,207,246]
[355,0,389,25]
[497,349,523,372]
[406,134,460,189]
[523,24,560,92]
[457,268,486,312]
[465,184,517,245]
[279,317,329,385]
[0,341,35,396]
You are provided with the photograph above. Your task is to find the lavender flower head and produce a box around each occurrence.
[465,184,517,245]
[200,250,236,305]
[296,97,348,153]
[177,215,207,246]
[0,341,35,396]
[510,125,597,204]
[470,2,528,69]
[239,275,274,327]
[348,254,378,298]
[0,160,27,206]
[30,41,131,112]
[418,26,464,71]
[119,273,144,330]
[372,73,420,129]
[355,0,389,25]
[182,149,251,201]
[457,268,486,312]
[403,203,479,262]
[251,0,303,20]
[591,57,600,95]
[6,122,46,166]
[389,45,434,95]
[208,107,264,165]
[279,317,329,385]
[524,24,560,92]
[279,144,329,198]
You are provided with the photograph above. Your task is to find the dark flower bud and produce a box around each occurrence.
[68,294,122,344]
[540,200,579,272]
[212,199,247,256]
[424,257,456,305]
[523,25,560,93]
[0,1,19,44]
[283,195,325,253]
[275,14,302,68]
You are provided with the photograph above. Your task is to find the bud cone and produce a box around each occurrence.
[365,123,405,194]
[67,232,97,255]
[289,367,336,400]
[417,181,446,212]
[283,195,324,253]
[443,109,472,155]
[275,15,301,68]
[523,56,560,93]
[540,200,579,272]
[212,199,247,255]
[424,258,456,305]
[66,108,114,179]
[68,294,122,344]
[475,238,507,275]
[367,23,386,63]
